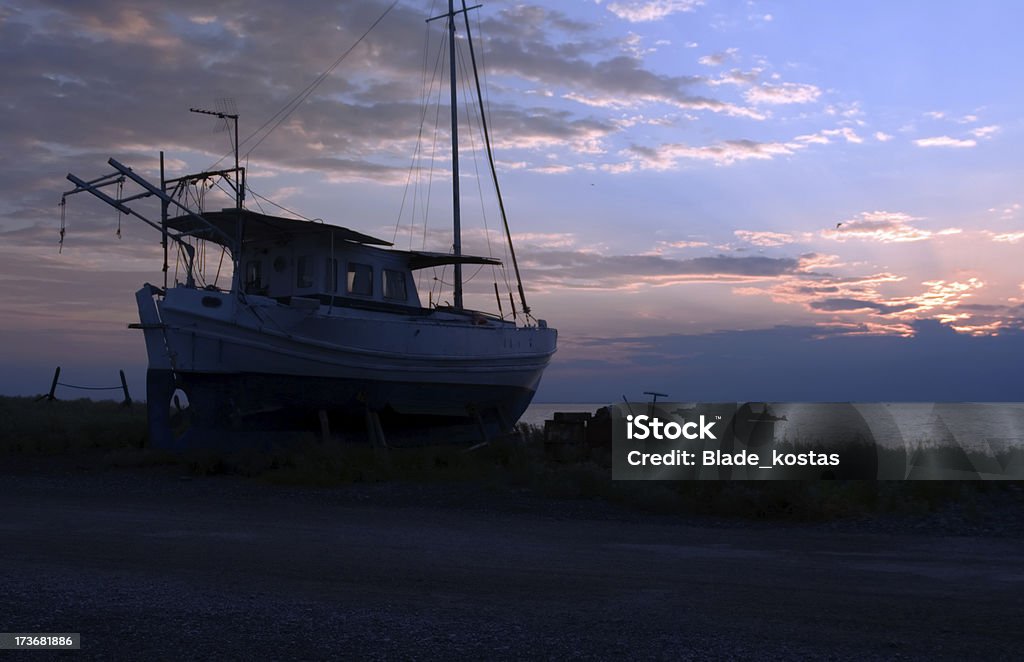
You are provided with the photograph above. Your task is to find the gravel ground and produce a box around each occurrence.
[1,456,1022,660]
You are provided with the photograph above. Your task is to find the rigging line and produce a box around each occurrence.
[243,153,270,214]
[238,0,401,164]
[246,188,315,221]
[461,1,531,318]
[460,6,513,304]
[475,9,495,150]
[464,263,485,284]
[433,264,487,288]
[250,193,267,215]
[211,178,237,205]
[423,41,447,301]
[173,242,181,285]
[455,43,495,261]
[410,22,435,253]
[394,21,448,247]
[203,1,401,171]
[213,246,226,288]
[410,6,439,252]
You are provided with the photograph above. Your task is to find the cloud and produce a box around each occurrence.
[522,250,800,290]
[698,48,738,67]
[733,230,795,247]
[658,239,710,249]
[530,164,574,174]
[0,0,797,256]
[734,257,989,336]
[705,68,762,87]
[511,232,577,249]
[969,125,1000,139]
[987,231,1024,244]
[605,0,705,23]
[484,36,763,118]
[608,117,877,172]
[822,128,863,144]
[611,138,799,170]
[796,127,863,145]
[793,133,829,145]
[823,211,961,243]
[874,131,893,142]
[744,82,821,105]
[809,298,917,315]
[914,136,977,148]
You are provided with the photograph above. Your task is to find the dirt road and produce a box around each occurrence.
[2,464,1022,659]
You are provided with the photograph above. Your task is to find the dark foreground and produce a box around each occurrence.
[2,462,1022,660]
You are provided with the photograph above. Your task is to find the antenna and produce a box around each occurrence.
[214,98,237,134]
[190,106,243,210]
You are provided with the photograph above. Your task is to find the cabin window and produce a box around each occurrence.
[383,269,407,301]
[245,260,263,292]
[273,256,287,273]
[347,262,372,296]
[296,255,314,288]
[325,258,339,293]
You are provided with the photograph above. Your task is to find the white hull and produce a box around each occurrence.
[137,285,556,446]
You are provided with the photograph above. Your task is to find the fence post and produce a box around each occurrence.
[47,366,61,401]
[119,369,132,407]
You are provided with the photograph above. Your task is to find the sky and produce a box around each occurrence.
[1,0,1023,403]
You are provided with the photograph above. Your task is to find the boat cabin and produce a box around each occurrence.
[242,232,421,307]
[167,209,500,310]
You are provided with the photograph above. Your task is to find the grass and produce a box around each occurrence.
[0,395,147,454]
[2,396,1019,522]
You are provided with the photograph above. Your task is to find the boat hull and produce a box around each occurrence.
[137,285,556,449]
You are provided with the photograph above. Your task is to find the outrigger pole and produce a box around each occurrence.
[64,158,239,288]
[65,110,247,290]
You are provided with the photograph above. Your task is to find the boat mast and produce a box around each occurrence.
[430,2,480,310]
[447,0,463,309]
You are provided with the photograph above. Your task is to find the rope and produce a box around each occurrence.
[58,196,66,254]
[115,178,123,239]
[56,382,122,391]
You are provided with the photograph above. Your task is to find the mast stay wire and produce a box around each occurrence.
[471,8,511,295]
[456,35,515,303]
[205,0,401,172]
[423,31,448,306]
[456,40,507,300]
[460,0,531,319]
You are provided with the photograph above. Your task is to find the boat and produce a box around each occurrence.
[60,2,557,448]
